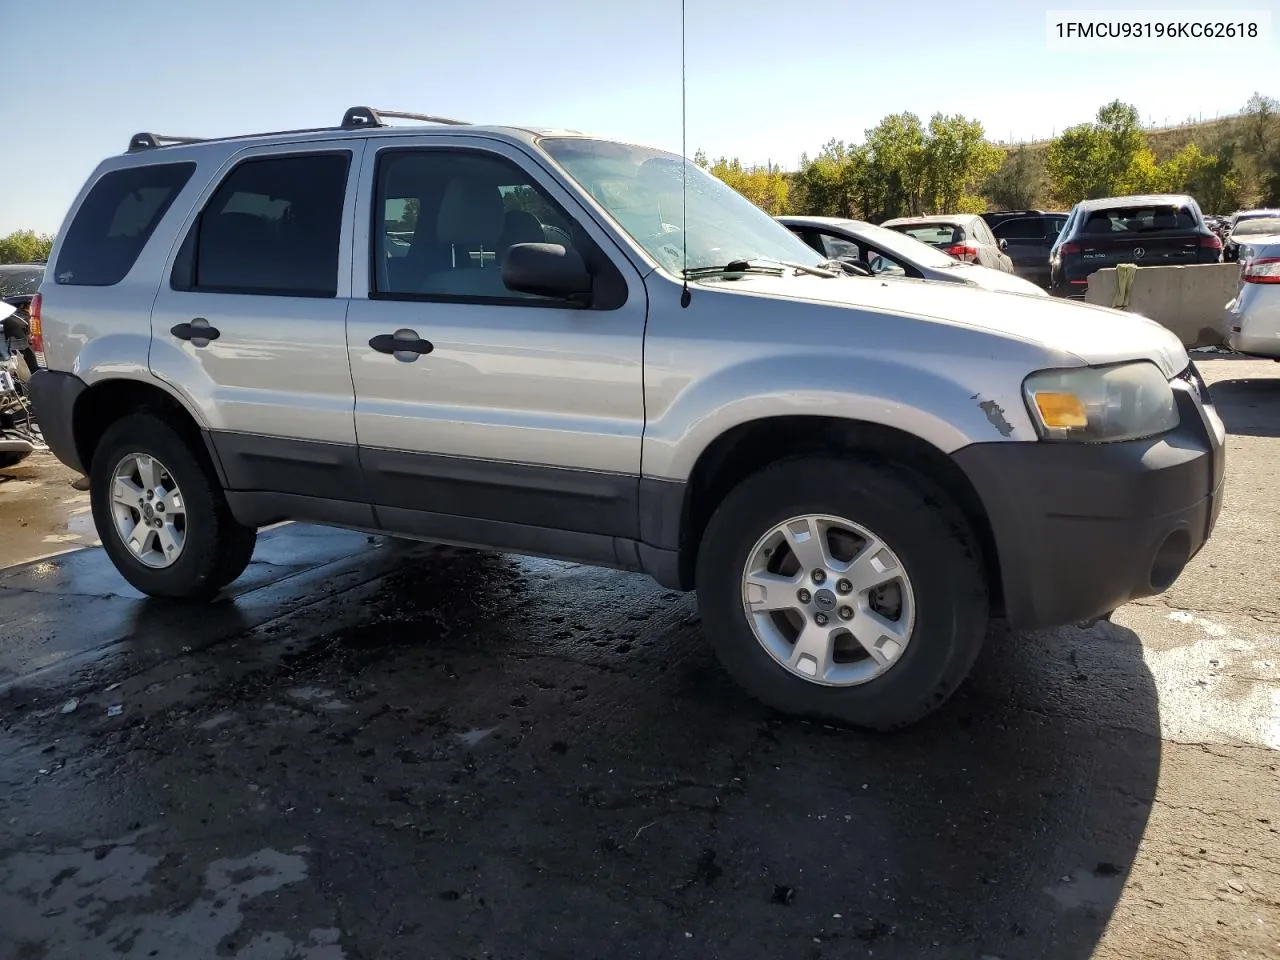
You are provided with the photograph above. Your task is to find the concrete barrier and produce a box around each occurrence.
[1083,263,1239,348]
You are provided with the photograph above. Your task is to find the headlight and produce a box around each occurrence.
[1023,362,1178,442]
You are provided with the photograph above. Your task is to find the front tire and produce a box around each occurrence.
[695,457,988,731]
[90,413,257,601]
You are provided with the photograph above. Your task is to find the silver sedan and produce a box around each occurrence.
[1225,225,1280,359]
[779,216,1046,296]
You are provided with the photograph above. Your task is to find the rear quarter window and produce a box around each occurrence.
[54,162,195,286]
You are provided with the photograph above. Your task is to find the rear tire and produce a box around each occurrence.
[695,456,988,731]
[90,413,257,601]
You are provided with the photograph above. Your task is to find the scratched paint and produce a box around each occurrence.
[977,398,1015,437]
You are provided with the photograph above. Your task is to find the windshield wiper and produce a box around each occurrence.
[683,257,838,279]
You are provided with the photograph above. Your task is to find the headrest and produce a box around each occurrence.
[437,178,504,247]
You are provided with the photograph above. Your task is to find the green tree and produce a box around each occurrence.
[397,198,420,231]
[983,147,1043,210]
[794,139,863,218]
[861,112,926,221]
[920,113,1003,214]
[1242,92,1279,159]
[0,230,53,264]
[1046,100,1148,204]
[693,149,709,169]
[706,157,791,215]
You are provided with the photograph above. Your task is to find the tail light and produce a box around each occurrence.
[1242,256,1280,284]
[943,244,980,263]
[1200,234,1223,250]
[1057,241,1081,257]
[28,293,43,353]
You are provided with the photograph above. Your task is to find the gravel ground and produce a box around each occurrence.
[0,356,1276,960]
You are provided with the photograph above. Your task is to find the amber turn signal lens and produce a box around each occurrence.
[1033,391,1087,428]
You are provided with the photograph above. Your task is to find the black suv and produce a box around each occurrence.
[980,210,1068,288]
[1048,194,1222,298]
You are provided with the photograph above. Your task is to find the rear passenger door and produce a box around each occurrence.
[149,141,367,514]
[344,137,648,555]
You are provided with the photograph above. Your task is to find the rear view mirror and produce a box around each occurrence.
[503,243,591,302]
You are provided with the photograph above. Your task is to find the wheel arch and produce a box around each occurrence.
[666,415,1002,614]
[72,376,224,483]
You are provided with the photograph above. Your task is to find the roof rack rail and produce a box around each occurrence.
[127,132,206,153]
[340,106,470,129]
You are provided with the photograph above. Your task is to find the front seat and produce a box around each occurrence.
[421,178,507,297]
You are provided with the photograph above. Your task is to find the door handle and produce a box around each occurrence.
[369,328,434,362]
[171,317,221,346]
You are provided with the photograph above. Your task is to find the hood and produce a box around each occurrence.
[943,265,1047,296]
[701,273,1189,378]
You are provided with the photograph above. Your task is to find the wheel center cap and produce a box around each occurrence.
[143,505,155,521]
[813,589,837,611]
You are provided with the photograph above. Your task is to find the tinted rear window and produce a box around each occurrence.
[992,218,1044,240]
[55,162,195,286]
[173,152,349,298]
[1079,205,1197,235]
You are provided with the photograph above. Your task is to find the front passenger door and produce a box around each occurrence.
[345,139,648,558]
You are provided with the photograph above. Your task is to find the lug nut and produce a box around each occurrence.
[812,570,827,584]
[814,613,829,626]
[839,606,853,621]
[797,589,812,604]
[837,579,852,594]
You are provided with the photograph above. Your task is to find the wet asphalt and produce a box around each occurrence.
[0,356,1278,960]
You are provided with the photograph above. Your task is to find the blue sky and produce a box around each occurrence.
[2,0,1273,235]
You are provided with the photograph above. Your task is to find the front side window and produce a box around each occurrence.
[56,162,195,286]
[372,149,581,302]
[817,233,861,261]
[175,152,349,297]
[538,138,825,275]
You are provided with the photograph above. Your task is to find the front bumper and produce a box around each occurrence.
[953,375,1225,630]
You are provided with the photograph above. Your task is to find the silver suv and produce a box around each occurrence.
[28,107,1226,729]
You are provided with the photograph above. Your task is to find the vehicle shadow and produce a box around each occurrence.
[1208,376,1280,437]
[49,549,1159,960]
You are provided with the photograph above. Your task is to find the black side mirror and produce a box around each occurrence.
[503,243,591,303]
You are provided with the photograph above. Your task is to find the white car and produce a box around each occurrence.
[779,216,1047,296]
[1225,225,1280,359]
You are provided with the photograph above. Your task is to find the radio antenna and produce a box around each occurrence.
[679,0,691,308]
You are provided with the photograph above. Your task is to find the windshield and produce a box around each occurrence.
[845,221,959,268]
[538,138,826,274]
[0,267,44,297]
